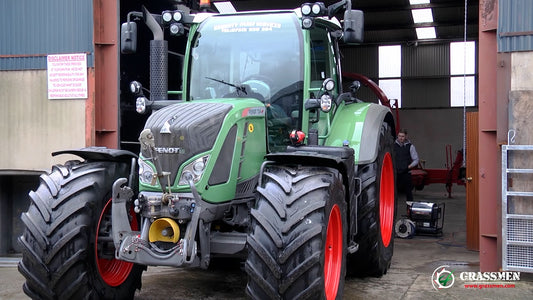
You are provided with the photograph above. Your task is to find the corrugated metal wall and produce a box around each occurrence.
[0,0,94,70]
[402,78,450,108]
[341,45,379,79]
[402,44,450,77]
[403,44,450,108]
[498,0,533,52]
[341,43,458,108]
[341,45,379,101]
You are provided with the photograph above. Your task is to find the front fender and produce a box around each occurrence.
[326,103,394,165]
[53,147,138,163]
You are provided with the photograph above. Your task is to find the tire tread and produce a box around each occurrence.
[246,166,346,299]
[18,161,143,299]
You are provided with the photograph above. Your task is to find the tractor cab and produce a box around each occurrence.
[184,10,358,152]
[186,12,304,151]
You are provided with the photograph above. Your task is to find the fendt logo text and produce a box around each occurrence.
[154,147,182,154]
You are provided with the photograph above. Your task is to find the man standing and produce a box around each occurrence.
[394,129,419,202]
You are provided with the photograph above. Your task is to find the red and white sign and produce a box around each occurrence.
[47,53,88,99]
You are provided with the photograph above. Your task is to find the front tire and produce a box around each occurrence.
[348,122,396,277]
[246,165,347,299]
[18,161,144,299]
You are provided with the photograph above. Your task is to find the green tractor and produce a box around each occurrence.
[18,1,396,299]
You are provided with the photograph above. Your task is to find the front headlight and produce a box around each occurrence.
[139,159,156,185]
[136,96,149,114]
[320,94,332,112]
[179,155,209,186]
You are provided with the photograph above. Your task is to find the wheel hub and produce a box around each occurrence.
[95,199,136,287]
[324,204,342,300]
[379,152,395,247]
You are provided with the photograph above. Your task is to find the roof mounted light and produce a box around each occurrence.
[173,11,183,22]
[302,17,314,29]
[302,2,327,17]
[162,11,173,23]
[162,10,184,25]
[170,23,185,36]
[301,2,328,29]
[311,2,327,16]
[301,3,312,16]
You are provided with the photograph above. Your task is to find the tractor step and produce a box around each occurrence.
[347,241,359,254]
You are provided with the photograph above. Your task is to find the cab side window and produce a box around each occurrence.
[310,28,333,90]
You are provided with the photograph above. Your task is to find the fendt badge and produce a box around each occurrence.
[154,147,182,154]
[161,115,179,134]
[160,121,172,134]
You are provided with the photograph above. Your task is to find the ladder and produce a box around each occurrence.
[502,144,533,272]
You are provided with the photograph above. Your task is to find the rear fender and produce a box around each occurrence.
[326,103,394,165]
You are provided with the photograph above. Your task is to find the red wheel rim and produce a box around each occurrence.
[379,152,395,247]
[324,204,342,300]
[95,199,137,287]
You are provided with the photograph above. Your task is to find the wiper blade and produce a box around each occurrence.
[205,77,247,96]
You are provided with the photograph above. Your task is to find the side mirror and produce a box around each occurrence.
[343,10,364,44]
[305,98,321,111]
[121,22,138,54]
[350,80,361,94]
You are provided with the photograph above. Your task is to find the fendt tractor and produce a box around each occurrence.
[18,1,397,299]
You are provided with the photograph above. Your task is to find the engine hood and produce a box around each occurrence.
[142,102,233,184]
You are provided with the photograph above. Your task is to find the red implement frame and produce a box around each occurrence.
[411,145,465,198]
[342,73,465,198]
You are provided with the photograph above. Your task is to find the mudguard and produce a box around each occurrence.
[53,147,138,162]
[325,102,395,165]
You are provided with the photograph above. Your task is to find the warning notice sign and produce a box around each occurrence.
[47,53,88,99]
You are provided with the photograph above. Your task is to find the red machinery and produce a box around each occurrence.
[411,145,466,198]
[342,73,466,198]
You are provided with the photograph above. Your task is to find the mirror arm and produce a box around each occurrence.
[328,0,351,18]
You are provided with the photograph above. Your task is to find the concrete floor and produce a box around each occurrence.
[1,184,532,299]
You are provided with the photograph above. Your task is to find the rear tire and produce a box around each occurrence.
[246,165,347,300]
[348,122,396,277]
[18,161,144,299]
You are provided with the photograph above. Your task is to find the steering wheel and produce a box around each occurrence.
[243,75,272,101]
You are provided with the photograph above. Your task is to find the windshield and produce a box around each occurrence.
[188,13,303,103]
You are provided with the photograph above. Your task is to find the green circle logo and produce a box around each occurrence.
[432,265,455,290]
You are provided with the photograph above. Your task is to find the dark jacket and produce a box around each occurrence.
[395,142,412,174]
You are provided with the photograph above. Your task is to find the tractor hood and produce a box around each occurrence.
[142,101,233,184]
